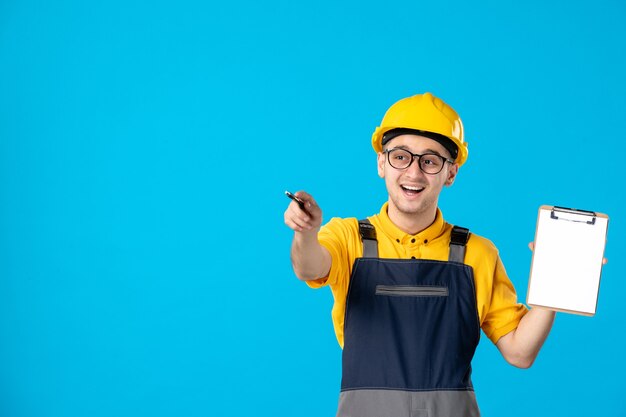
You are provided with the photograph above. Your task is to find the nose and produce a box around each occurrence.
[404,156,426,178]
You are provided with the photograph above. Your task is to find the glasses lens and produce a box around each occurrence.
[419,154,444,174]
[388,149,413,169]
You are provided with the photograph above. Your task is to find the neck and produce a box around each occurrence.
[387,204,438,235]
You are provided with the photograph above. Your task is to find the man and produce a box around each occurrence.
[284,93,556,417]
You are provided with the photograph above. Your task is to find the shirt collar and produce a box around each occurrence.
[375,202,447,245]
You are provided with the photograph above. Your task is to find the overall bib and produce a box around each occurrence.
[336,221,481,417]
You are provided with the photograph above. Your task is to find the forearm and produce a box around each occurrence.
[515,307,556,355]
[498,307,556,368]
[290,231,331,281]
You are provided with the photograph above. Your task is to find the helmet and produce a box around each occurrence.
[371,92,468,166]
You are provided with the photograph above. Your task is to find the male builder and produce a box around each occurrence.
[284,93,556,417]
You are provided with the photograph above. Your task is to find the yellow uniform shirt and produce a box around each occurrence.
[308,203,528,348]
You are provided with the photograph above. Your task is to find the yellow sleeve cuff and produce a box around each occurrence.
[484,306,529,344]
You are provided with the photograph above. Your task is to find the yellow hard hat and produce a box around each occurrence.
[371,92,468,166]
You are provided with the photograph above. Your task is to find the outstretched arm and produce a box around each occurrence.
[284,191,331,281]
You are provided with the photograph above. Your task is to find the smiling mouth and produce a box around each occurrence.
[401,185,425,196]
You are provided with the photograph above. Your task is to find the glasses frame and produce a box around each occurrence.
[384,148,455,175]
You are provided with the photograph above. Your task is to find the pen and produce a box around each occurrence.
[285,190,307,212]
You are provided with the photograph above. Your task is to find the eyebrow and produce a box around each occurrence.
[388,146,445,157]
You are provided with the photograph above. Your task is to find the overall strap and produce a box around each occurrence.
[358,219,378,258]
[449,226,470,263]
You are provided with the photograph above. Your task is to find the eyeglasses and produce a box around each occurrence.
[384,148,454,174]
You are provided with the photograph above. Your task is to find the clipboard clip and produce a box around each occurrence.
[550,206,596,225]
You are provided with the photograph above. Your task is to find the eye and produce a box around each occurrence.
[421,155,442,166]
[390,149,410,160]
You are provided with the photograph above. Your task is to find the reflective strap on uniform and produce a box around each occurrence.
[358,219,378,258]
[449,226,470,263]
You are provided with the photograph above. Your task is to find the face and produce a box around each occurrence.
[377,134,458,221]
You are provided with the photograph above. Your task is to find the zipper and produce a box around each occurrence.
[375,285,448,297]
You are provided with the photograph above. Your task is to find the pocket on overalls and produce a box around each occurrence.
[375,285,448,297]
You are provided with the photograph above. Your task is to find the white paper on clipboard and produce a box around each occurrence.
[527,205,609,316]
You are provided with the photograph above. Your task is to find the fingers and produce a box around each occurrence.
[284,190,322,233]
[284,206,315,232]
[284,207,317,232]
[294,191,320,214]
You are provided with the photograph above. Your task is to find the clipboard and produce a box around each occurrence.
[526,205,609,316]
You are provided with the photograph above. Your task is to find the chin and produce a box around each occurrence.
[394,201,427,216]
[392,195,437,216]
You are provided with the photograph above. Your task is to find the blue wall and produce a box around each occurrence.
[1,1,625,416]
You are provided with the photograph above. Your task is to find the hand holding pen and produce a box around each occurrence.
[284,190,323,233]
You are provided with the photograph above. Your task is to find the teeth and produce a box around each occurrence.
[402,185,423,191]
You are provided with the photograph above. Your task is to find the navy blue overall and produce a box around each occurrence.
[336,220,481,417]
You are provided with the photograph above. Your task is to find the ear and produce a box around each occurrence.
[445,163,459,186]
[377,152,386,178]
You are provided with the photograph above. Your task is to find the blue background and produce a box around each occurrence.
[1,0,624,416]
